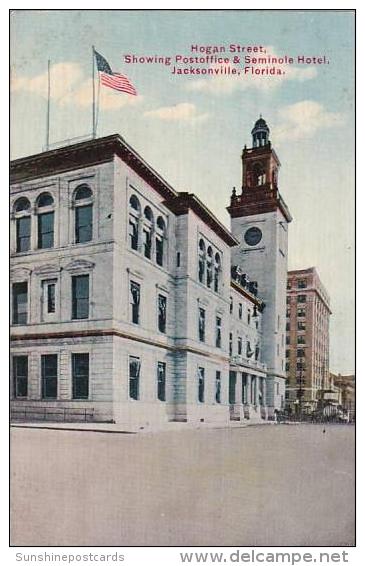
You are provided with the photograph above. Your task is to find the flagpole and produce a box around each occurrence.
[45,59,51,150]
[92,46,96,138]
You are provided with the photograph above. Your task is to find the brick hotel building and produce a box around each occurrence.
[285,267,331,412]
[10,118,291,427]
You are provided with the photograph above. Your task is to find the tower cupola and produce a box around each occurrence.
[251,116,270,148]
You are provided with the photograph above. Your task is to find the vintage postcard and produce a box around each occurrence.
[9,8,355,555]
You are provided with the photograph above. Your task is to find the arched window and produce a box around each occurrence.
[206,246,213,288]
[253,163,266,186]
[143,206,153,259]
[73,185,93,244]
[36,192,55,249]
[198,239,206,283]
[214,253,221,293]
[13,197,31,252]
[129,195,141,250]
[156,216,166,267]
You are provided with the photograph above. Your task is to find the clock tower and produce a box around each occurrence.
[227,118,292,417]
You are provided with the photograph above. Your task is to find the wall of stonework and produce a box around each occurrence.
[10,335,114,422]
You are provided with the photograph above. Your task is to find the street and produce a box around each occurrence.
[10,424,355,546]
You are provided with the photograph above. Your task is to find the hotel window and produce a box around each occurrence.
[129,195,140,250]
[286,322,290,331]
[206,246,213,288]
[238,303,243,319]
[215,371,221,404]
[298,279,307,289]
[287,280,291,290]
[74,185,93,243]
[198,307,206,342]
[229,332,233,356]
[286,335,290,345]
[72,353,89,399]
[198,367,205,403]
[158,294,167,333]
[297,295,306,303]
[12,282,28,325]
[42,279,56,315]
[247,309,251,325]
[198,239,206,283]
[130,281,141,324]
[41,354,58,399]
[285,361,290,372]
[237,336,242,355]
[143,206,153,259]
[14,197,31,253]
[285,349,290,358]
[298,307,306,318]
[215,316,222,348]
[297,335,306,345]
[297,348,305,358]
[286,308,290,317]
[214,253,221,293]
[157,361,166,402]
[298,320,306,331]
[156,216,166,267]
[72,275,89,319]
[129,356,140,400]
[13,355,28,398]
[37,192,54,249]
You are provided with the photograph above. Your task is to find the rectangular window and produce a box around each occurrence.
[12,282,28,325]
[75,205,93,243]
[143,228,152,259]
[72,353,89,399]
[41,354,58,399]
[16,217,31,252]
[13,355,28,398]
[297,348,305,358]
[129,356,140,400]
[297,294,307,303]
[158,294,167,333]
[130,281,140,324]
[298,307,306,318]
[198,307,205,342]
[287,281,292,289]
[286,322,290,331]
[215,371,221,404]
[238,303,243,319]
[72,275,89,319]
[129,218,138,250]
[176,252,181,267]
[298,321,306,331]
[298,279,307,289]
[156,236,164,266]
[237,336,242,355]
[229,332,233,357]
[157,361,166,401]
[229,371,236,404]
[38,212,54,249]
[198,367,205,403]
[286,349,290,358]
[285,362,290,372]
[42,279,56,315]
[230,297,233,314]
[215,316,222,348]
[297,336,306,345]
[286,335,290,345]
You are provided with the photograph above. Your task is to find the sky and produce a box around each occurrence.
[10,9,355,374]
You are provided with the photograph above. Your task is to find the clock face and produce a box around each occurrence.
[244,226,262,246]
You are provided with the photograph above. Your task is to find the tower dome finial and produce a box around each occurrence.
[251,116,270,148]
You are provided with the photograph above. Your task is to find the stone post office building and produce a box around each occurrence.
[10,118,291,427]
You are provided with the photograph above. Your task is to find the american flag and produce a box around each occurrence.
[94,50,137,96]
